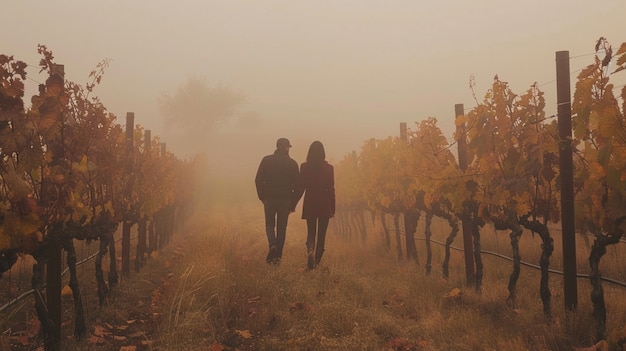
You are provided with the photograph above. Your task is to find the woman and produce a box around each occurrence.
[293,141,335,270]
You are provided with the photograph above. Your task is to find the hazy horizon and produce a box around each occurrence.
[5,1,626,183]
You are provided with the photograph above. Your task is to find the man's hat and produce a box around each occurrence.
[276,138,292,148]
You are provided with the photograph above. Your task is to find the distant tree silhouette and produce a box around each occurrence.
[158,77,244,157]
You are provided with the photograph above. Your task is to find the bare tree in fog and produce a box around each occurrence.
[158,77,244,157]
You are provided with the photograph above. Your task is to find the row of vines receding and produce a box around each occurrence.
[333,38,626,344]
[0,46,205,350]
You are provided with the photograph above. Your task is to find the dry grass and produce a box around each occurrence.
[151,203,626,350]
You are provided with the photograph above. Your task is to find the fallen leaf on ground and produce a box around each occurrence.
[235,329,252,339]
[444,288,462,300]
[93,325,111,338]
[61,285,73,298]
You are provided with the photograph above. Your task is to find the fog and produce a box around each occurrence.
[4,1,626,202]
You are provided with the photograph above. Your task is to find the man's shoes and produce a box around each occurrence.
[266,245,278,264]
[307,250,315,270]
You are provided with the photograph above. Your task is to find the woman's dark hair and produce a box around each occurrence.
[306,141,325,164]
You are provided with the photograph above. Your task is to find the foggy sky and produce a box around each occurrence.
[4,1,626,186]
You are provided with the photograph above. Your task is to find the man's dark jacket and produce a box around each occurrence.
[255,149,299,203]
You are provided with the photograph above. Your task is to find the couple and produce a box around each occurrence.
[255,138,335,270]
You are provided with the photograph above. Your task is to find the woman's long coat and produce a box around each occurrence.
[295,161,335,219]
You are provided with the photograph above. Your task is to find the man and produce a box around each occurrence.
[255,138,299,265]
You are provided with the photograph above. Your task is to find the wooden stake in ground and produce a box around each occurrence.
[122,112,134,275]
[455,103,475,286]
[556,50,577,311]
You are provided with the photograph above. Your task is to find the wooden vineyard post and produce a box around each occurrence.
[147,141,164,255]
[135,129,150,272]
[399,122,419,264]
[158,143,167,249]
[455,103,475,286]
[122,112,134,275]
[556,50,578,311]
[44,63,65,351]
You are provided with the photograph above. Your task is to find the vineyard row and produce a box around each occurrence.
[0,46,204,350]
[331,38,626,343]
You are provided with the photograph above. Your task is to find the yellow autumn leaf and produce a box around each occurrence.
[514,201,531,217]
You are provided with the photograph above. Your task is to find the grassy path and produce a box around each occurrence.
[145,203,622,351]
